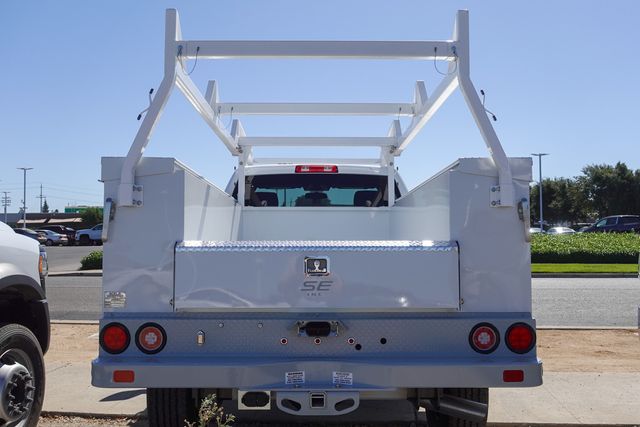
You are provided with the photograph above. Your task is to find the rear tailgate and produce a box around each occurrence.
[174,240,459,311]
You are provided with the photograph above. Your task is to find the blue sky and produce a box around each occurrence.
[2,1,639,212]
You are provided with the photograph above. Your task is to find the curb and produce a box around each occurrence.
[49,272,637,278]
[49,270,102,277]
[51,320,99,325]
[532,273,637,278]
[537,326,637,330]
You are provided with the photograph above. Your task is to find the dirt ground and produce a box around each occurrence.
[46,324,640,373]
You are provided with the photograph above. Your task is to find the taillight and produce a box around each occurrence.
[295,165,338,173]
[469,323,500,354]
[113,370,135,383]
[135,323,167,354]
[505,323,536,354]
[503,369,524,382]
[100,323,130,354]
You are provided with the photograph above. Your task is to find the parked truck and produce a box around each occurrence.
[92,9,542,426]
[0,221,49,427]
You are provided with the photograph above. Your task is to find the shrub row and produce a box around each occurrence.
[80,250,103,270]
[531,233,640,263]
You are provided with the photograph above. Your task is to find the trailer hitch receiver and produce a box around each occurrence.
[296,321,340,337]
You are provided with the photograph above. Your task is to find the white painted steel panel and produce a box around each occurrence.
[101,157,237,312]
[174,240,460,311]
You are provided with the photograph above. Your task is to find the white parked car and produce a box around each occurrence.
[75,224,103,245]
[546,227,576,235]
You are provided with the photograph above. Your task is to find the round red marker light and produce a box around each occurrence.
[469,323,499,354]
[100,323,130,354]
[135,323,166,354]
[506,323,536,354]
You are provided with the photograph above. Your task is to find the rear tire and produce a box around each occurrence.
[147,388,197,427]
[425,388,488,427]
[79,235,90,246]
[0,324,46,427]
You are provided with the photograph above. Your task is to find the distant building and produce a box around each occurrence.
[3,212,85,229]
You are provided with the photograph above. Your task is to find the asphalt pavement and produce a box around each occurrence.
[533,277,640,327]
[45,245,98,272]
[46,276,640,326]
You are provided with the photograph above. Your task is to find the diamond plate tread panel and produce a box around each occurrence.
[177,240,456,252]
[104,315,536,360]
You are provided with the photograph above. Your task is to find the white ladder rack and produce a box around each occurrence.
[117,9,514,208]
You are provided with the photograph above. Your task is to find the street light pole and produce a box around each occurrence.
[531,153,549,230]
[17,167,33,229]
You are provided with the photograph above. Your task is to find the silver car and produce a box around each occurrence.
[546,226,576,235]
[36,229,69,246]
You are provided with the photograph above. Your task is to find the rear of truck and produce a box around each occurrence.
[92,157,540,425]
[91,8,541,425]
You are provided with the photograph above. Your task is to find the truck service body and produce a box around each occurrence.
[92,9,541,425]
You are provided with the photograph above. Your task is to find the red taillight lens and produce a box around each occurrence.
[469,323,500,354]
[295,165,338,173]
[100,323,130,354]
[113,370,135,383]
[503,369,524,382]
[135,323,167,354]
[506,323,536,354]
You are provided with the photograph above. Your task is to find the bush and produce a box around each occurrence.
[531,233,640,263]
[80,250,103,270]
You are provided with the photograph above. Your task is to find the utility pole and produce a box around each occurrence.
[17,167,33,229]
[37,183,46,213]
[531,153,549,231]
[1,192,10,223]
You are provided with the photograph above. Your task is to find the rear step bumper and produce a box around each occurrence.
[92,357,542,389]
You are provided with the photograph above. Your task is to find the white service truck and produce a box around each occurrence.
[0,222,49,427]
[92,9,542,426]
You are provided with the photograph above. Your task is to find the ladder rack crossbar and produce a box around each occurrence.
[215,102,416,116]
[178,40,457,60]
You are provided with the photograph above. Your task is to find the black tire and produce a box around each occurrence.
[0,324,45,427]
[425,388,488,427]
[45,240,53,247]
[79,235,90,246]
[147,388,197,427]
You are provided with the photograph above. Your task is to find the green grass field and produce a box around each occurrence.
[531,263,638,274]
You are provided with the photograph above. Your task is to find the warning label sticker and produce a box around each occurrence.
[332,371,353,386]
[285,371,305,385]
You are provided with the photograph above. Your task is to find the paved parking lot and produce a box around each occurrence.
[45,245,97,271]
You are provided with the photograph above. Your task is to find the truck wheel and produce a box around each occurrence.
[79,235,90,246]
[426,388,488,427]
[147,388,197,427]
[0,324,45,427]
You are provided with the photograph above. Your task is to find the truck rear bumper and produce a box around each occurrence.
[92,356,542,389]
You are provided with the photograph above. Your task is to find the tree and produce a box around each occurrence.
[42,199,49,213]
[529,162,640,227]
[81,207,103,227]
[580,162,640,218]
